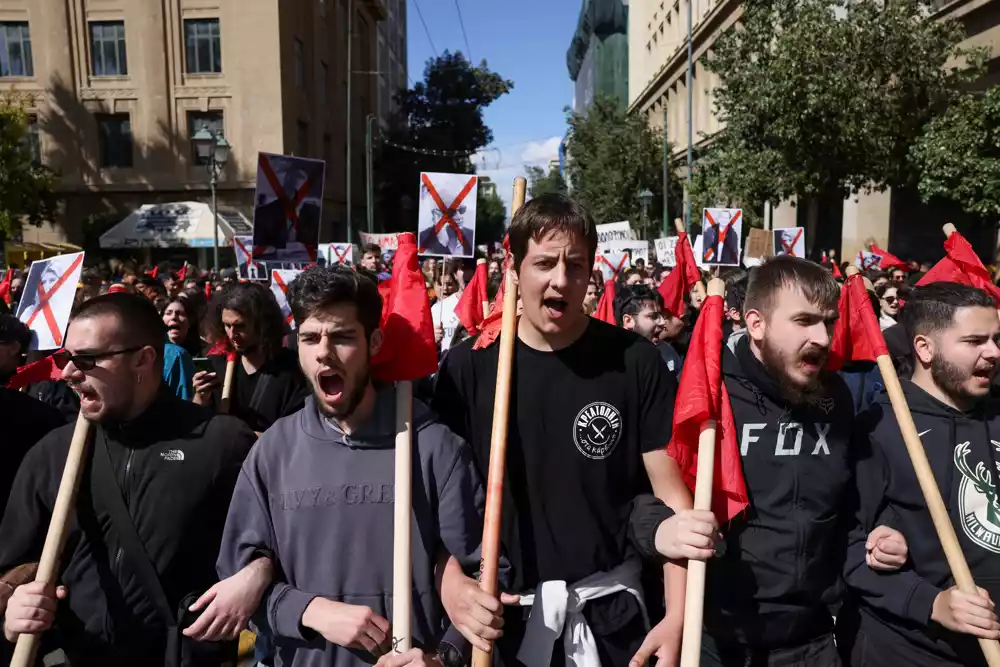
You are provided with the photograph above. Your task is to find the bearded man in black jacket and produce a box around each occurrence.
[840,282,1000,667]
[0,294,267,667]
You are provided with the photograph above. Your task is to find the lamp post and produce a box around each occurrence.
[638,188,653,240]
[193,127,231,271]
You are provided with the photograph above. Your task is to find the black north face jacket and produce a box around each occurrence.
[703,336,857,649]
[840,380,1000,666]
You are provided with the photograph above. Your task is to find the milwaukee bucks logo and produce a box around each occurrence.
[955,441,1000,553]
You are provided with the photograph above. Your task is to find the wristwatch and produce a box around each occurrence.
[436,641,463,667]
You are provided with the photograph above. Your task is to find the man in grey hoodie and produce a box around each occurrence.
[216,266,493,667]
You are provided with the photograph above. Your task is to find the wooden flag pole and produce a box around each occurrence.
[678,278,726,667]
[846,265,1000,666]
[477,258,489,319]
[471,176,527,667]
[11,413,92,667]
[220,355,237,414]
[391,380,414,654]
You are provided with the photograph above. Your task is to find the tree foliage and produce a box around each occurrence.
[376,52,512,236]
[693,0,983,218]
[476,187,507,246]
[526,164,568,198]
[0,95,58,238]
[911,87,1000,218]
[564,96,680,236]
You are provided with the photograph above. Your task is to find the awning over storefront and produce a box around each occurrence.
[99,202,253,249]
[4,241,84,268]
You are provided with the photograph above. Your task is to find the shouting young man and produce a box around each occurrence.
[433,194,692,666]
[840,282,1000,666]
[216,266,494,667]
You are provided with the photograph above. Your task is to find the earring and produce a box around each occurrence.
[136,374,142,386]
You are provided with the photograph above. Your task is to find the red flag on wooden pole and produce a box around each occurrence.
[826,274,889,370]
[456,260,489,335]
[593,280,617,325]
[659,232,700,318]
[916,225,1000,307]
[869,243,907,271]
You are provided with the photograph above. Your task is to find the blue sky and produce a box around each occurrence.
[406,0,580,213]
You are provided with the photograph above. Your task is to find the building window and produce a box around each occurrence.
[294,38,305,89]
[97,113,133,168]
[184,19,222,74]
[297,121,309,156]
[24,114,41,164]
[90,21,128,76]
[319,61,328,106]
[188,110,224,164]
[0,22,33,77]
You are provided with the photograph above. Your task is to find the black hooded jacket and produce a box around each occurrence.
[840,380,1000,666]
[0,393,256,666]
[703,336,857,648]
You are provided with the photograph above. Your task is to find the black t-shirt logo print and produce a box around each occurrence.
[574,401,623,459]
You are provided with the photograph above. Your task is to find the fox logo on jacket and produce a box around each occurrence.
[574,401,623,459]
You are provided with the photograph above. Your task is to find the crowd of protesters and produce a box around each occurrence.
[1,196,999,667]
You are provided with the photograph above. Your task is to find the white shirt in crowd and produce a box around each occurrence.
[433,292,462,353]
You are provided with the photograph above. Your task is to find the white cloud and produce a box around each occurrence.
[519,136,562,165]
[471,135,563,223]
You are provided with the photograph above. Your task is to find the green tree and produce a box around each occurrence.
[694,0,983,226]
[526,164,568,198]
[376,51,512,236]
[476,187,507,246]
[911,86,1000,218]
[564,95,680,237]
[0,95,58,238]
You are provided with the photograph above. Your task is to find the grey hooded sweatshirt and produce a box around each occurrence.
[217,385,492,666]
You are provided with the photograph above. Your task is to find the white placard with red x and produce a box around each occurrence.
[322,243,354,266]
[270,269,303,330]
[417,172,478,258]
[233,235,265,280]
[773,227,805,258]
[594,252,631,282]
[16,252,86,351]
[856,250,882,271]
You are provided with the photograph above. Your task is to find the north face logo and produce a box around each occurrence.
[160,449,185,462]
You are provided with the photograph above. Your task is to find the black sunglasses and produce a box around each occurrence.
[883,296,898,305]
[53,346,143,372]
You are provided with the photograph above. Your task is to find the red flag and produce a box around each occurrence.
[146,266,159,279]
[455,262,489,335]
[832,262,844,280]
[177,263,188,282]
[593,280,616,325]
[6,354,63,390]
[870,243,907,271]
[205,282,213,299]
[666,294,748,523]
[371,232,438,382]
[827,274,889,370]
[475,236,513,350]
[658,233,700,318]
[916,231,1000,306]
[0,269,11,306]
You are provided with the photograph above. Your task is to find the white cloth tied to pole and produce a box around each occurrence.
[515,558,649,667]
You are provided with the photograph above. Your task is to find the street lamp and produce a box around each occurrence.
[193,127,231,271]
[638,188,654,239]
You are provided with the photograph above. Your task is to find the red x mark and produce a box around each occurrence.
[332,244,351,264]
[858,251,880,271]
[258,155,317,261]
[420,174,476,253]
[271,271,294,326]
[599,253,629,279]
[781,228,804,257]
[703,210,742,262]
[24,254,84,348]
[233,237,261,275]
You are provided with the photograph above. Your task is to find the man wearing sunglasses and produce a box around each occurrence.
[0,293,265,667]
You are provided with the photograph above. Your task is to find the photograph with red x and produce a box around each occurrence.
[15,251,86,351]
[252,152,325,263]
[321,242,355,266]
[417,172,478,258]
[773,226,806,258]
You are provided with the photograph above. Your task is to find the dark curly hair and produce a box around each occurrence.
[286,265,383,339]
[207,282,287,358]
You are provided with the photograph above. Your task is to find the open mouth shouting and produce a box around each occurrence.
[542,297,569,320]
[317,368,346,403]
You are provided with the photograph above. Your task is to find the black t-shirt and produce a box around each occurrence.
[433,318,676,590]
[209,347,309,433]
